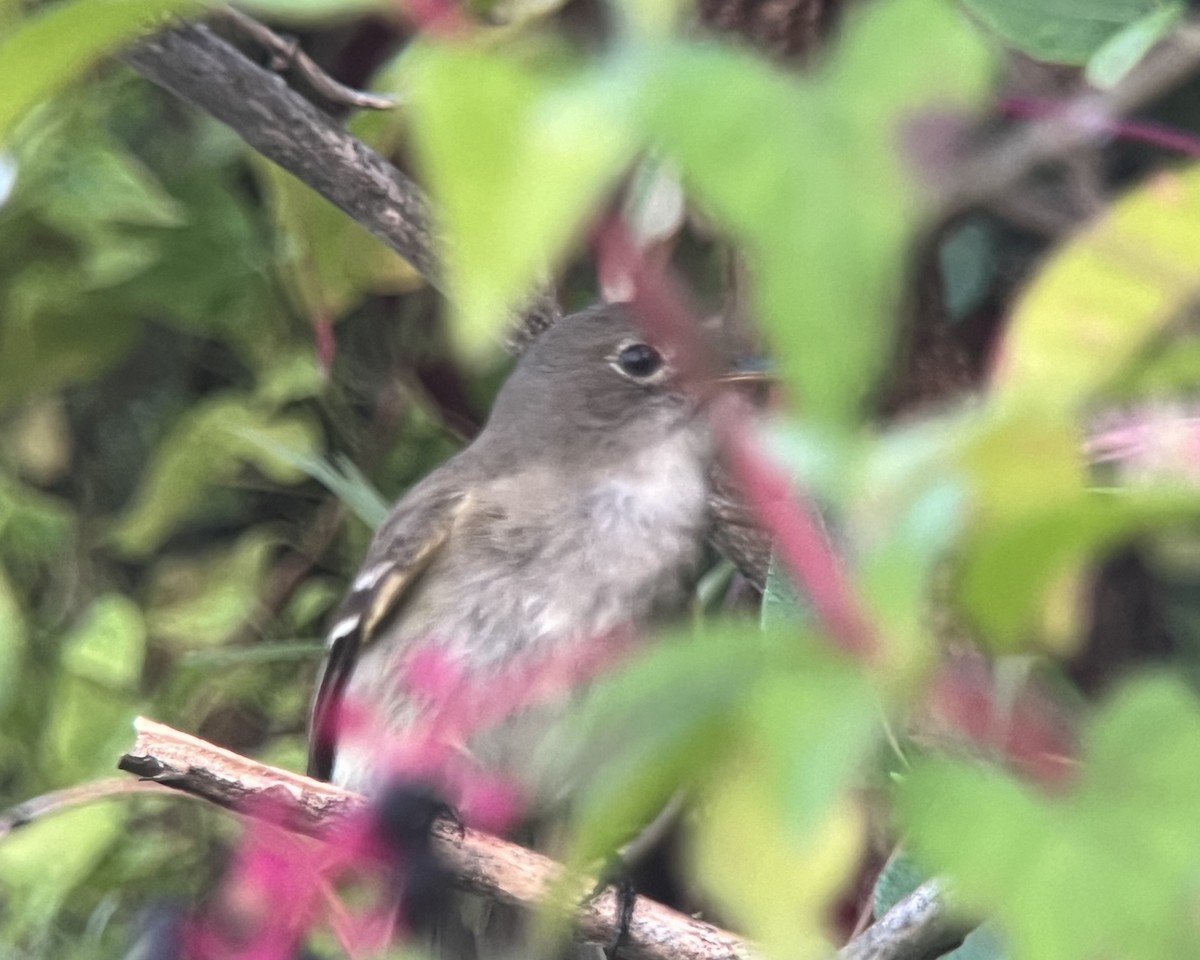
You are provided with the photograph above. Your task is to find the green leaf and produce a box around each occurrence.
[761,552,812,629]
[0,804,126,940]
[645,0,992,423]
[0,569,26,714]
[898,674,1200,960]
[962,0,1175,65]
[959,489,1198,649]
[0,472,73,575]
[38,138,185,234]
[0,266,141,412]
[59,594,145,689]
[235,434,389,529]
[746,646,882,835]
[0,0,206,146]
[993,165,1200,416]
[254,157,423,322]
[145,529,277,647]
[112,393,320,556]
[1085,4,1184,88]
[552,622,765,861]
[234,0,387,20]
[405,44,636,357]
[689,748,863,960]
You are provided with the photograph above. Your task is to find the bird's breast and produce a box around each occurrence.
[335,430,711,795]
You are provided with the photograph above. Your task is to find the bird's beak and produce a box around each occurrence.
[711,355,775,408]
[715,355,774,386]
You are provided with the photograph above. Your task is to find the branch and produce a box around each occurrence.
[839,882,965,960]
[119,718,751,960]
[120,19,562,346]
[118,718,960,960]
[122,21,438,280]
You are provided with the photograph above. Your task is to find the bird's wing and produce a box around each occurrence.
[308,473,472,781]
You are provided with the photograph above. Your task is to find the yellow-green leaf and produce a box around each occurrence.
[994,165,1200,416]
[0,0,206,146]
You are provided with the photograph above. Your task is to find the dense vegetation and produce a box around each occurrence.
[4,0,1200,958]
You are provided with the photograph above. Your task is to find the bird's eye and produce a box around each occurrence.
[615,342,665,380]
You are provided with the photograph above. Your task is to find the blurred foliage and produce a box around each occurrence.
[5,0,1200,959]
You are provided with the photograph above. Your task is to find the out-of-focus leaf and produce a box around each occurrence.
[112,394,319,556]
[852,417,971,675]
[112,154,288,369]
[961,0,1177,65]
[645,0,992,423]
[405,45,636,357]
[690,750,863,960]
[551,622,765,862]
[959,490,1199,649]
[993,165,1200,417]
[235,0,387,20]
[0,0,205,146]
[181,640,324,668]
[0,267,142,412]
[282,577,341,632]
[5,398,72,484]
[255,158,422,323]
[938,218,996,320]
[236,434,389,529]
[255,347,325,406]
[746,646,882,835]
[0,805,125,940]
[0,569,26,714]
[958,412,1087,526]
[38,139,185,235]
[145,529,276,647]
[607,0,688,38]
[0,473,72,574]
[1086,4,1184,88]
[898,674,1200,960]
[46,596,146,782]
[60,594,145,689]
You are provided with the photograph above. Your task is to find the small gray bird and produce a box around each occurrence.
[308,303,724,957]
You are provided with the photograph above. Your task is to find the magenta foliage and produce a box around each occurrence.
[1001,94,1200,159]
[191,626,641,956]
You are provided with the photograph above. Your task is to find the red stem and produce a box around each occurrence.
[594,217,878,661]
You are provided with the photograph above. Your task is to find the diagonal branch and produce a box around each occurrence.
[120,19,563,347]
[117,717,965,960]
[122,21,439,280]
[118,717,752,960]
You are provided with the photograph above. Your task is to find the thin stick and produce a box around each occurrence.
[116,718,964,960]
[0,777,181,840]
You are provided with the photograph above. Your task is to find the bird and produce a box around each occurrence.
[308,303,732,957]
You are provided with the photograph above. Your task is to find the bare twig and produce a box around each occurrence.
[120,20,563,346]
[118,718,754,960]
[122,21,440,280]
[117,718,960,960]
[218,7,395,111]
[0,777,181,841]
[840,882,965,960]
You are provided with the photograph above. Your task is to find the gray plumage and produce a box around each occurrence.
[308,304,715,957]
